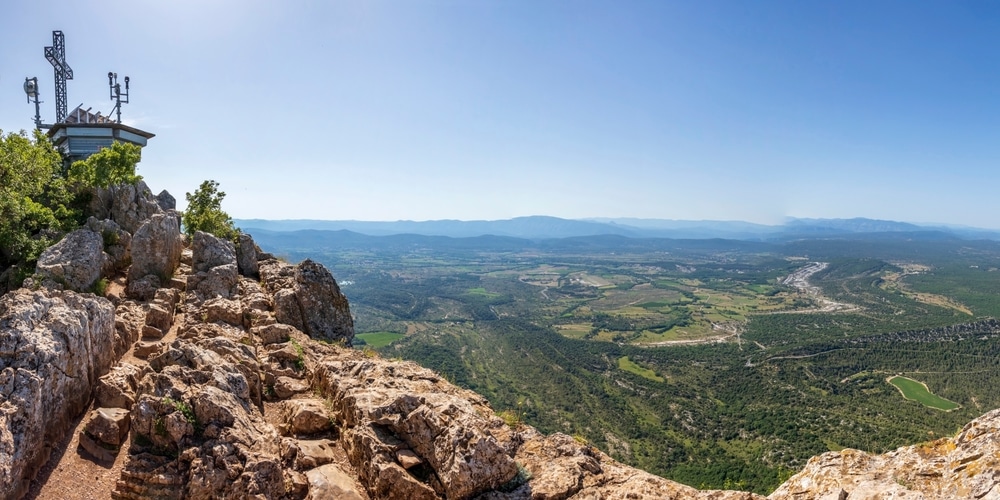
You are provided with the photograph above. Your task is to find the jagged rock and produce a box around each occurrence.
[294,439,337,469]
[128,213,182,296]
[239,279,271,312]
[126,274,161,302]
[114,301,146,358]
[188,263,239,300]
[134,341,163,359]
[274,376,310,399]
[84,407,131,448]
[198,297,243,326]
[253,323,296,345]
[110,181,164,234]
[142,325,164,340]
[85,217,132,274]
[145,301,173,331]
[236,233,261,278]
[34,228,108,292]
[95,362,144,410]
[313,356,517,499]
[260,259,354,344]
[121,335,285,500]
[156,190,176,211]
[155,287,180,309]
[79,432,116,463]
[192,231,236,273]
[278,399,332,436]
[396,449,423,469]
[769,407,1000,500]
[306,464,365,500]
[0,288,115,500]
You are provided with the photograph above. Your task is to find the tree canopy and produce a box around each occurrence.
[182,180,239,241]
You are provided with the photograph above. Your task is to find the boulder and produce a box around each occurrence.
[305,464,364,500]
[274,376,310,399]
[252,323,296,346]
[156,190,176,211]
[260,259,354,344]
[192,231,236,274]
[94,362,144,410]
[128,213,182,293]
[236,233,261,279]
[84,407,131,448]
[85,217,131,274]
[294,439,337,469]
[145,302,174,332]
[34,228,107,292]
[278,399,332,436]
[111,180,164,234]
[126,275,161,302]
[0,289,115,500]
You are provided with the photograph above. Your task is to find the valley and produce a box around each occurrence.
[249,228,1000,494]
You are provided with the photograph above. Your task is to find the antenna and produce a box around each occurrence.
[44,30,73,123]
[108,72,130,124]
[23,77,43,130]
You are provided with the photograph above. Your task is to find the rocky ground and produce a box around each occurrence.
[2,181,1000,499]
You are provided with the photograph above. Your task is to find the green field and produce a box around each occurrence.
[618,356,665,382]
[355,332,406,348]
[888,376,960,411]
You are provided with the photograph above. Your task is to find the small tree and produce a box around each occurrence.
[67,141,142,188]
[182,180,239,241]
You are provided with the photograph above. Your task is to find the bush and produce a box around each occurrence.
[67,141,142,188]
[182,180,239,241]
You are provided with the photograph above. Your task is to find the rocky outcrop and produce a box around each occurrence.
[111,181,165,234]
[34,227,108,291]
[260,258,354,344]
[0,288,115,499]
[186,231,239,300]
[85,217,132,274]
[127,213,182,299]
[769,408,1000,500]
[237,233,261,279]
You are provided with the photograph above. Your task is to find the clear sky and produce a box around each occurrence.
[2,1,1000,227]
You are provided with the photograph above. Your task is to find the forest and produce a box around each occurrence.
[250,228,1000,494]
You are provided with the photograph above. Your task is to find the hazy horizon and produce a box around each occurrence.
[3,2,1000,228]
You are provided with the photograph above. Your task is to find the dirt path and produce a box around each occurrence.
[25,278,181,500]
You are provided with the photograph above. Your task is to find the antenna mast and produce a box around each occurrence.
[108,72,130,124]
[44,30,73,123]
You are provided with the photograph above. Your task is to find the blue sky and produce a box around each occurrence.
[2,1,1000,227]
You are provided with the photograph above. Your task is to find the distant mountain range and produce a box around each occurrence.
[235,216,1000,241]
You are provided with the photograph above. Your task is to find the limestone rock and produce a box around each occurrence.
[95,362,145,410]
[260,259,354,344]
[188,263,239,300]
[236,233,261,278]
[294,439,337,469]
[110,180,164,234]
[769,408,1000,500]
[192,231,236,274]
[84,407,131,448]
[128,213,182,294]
[34,228,108,291]
[313,356,517,499]
[146,301,173,332]
[126,274,161,302]
[253,323,296,346]
[0,288,115,500]
[114,301,146,358]
[306,464,365,500]
[274,376,310,399]
[278,399,332,436]
[198,297,243,327]
[85,217,132,274]
[156,190,176,211]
